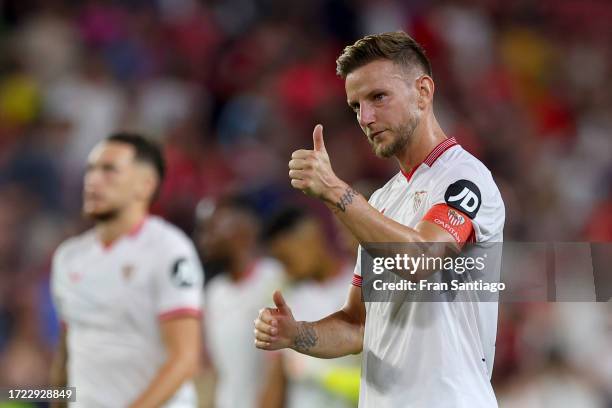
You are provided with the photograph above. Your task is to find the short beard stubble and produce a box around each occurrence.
[371,116,419,158]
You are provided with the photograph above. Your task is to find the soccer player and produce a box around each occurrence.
[254,31,505,407]
[195,197,284,408]
[50,133,204,408]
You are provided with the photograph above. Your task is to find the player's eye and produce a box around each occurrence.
[350,104,359,114]
[101,164,118,173]
[373,93,386,102]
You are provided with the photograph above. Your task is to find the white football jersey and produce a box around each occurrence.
[204,257,285,408]
[353,138,505,408]
[51,216,204,408]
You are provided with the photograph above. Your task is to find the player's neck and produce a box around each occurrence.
[229,251,258,282]
[396,114,446,174]
[313,255,341,283]
[96,206,148,246]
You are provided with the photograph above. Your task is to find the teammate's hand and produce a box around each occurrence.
[254,290,297,350]
[289,124,340,199]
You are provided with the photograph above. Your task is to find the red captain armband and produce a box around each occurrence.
[422,204,474,245]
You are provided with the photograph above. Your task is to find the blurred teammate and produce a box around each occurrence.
[254,31,505,407]
[259,208,360,408]
[50,133,203,407]
[196,197,284,408]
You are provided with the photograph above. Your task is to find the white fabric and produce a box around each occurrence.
[354,143,505,408]
[204,258,285,408]
[51,216,203,408]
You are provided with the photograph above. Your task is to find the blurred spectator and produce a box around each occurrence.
[43,53,126,176]
[14,3,80,85]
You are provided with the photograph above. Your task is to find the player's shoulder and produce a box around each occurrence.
[206,257,283,300]
[53,228,96,263]
[208,257,283,288]
[205,272,229,296]
[437,145,491,175]
[252,257,286,292]
[253,257,285,278]
[435,145,505,239]
[144,216,195,252]
[434,145,499,192]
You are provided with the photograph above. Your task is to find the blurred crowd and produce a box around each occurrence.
[0,0,611,406]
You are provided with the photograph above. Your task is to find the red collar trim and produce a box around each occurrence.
[127,216,148,237]
[100,216,149,251]
[242,259,259,281]
[400,137,458,182]
[234,258,260,285]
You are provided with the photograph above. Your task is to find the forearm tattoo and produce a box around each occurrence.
[333,187,358,213]
[293,322,318,352]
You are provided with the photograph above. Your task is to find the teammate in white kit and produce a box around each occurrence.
[254,31,505,407]
[50,133,204,408]
[196,197,284,408]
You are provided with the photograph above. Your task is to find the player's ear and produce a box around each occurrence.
[134,164,157,202]
[416,75,434,109]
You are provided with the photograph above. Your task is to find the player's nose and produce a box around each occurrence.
[358,103,376,128]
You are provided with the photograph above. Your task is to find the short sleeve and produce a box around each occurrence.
[352,247,363,287]
[425,161,504,243]
[430,165,481,213]
[156,236,204,321]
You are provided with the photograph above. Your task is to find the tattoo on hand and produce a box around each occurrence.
[334,187,358,213]
[293,322,318,352]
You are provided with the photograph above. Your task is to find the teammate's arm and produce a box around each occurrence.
[128,317,201,408]
[257,354,286,408]
[49,325,68,408]
[255,285,365,358]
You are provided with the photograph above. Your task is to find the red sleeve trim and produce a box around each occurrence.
[158,307,202,321]
[352,274,363,287]
[422,203,474,245]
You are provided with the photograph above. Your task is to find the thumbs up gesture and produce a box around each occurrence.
[254,291,298,350]
[312,123,326,152]
[289,124,340,199]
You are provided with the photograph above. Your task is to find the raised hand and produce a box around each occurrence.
[254,291,298,351]
[288,124,340,199]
